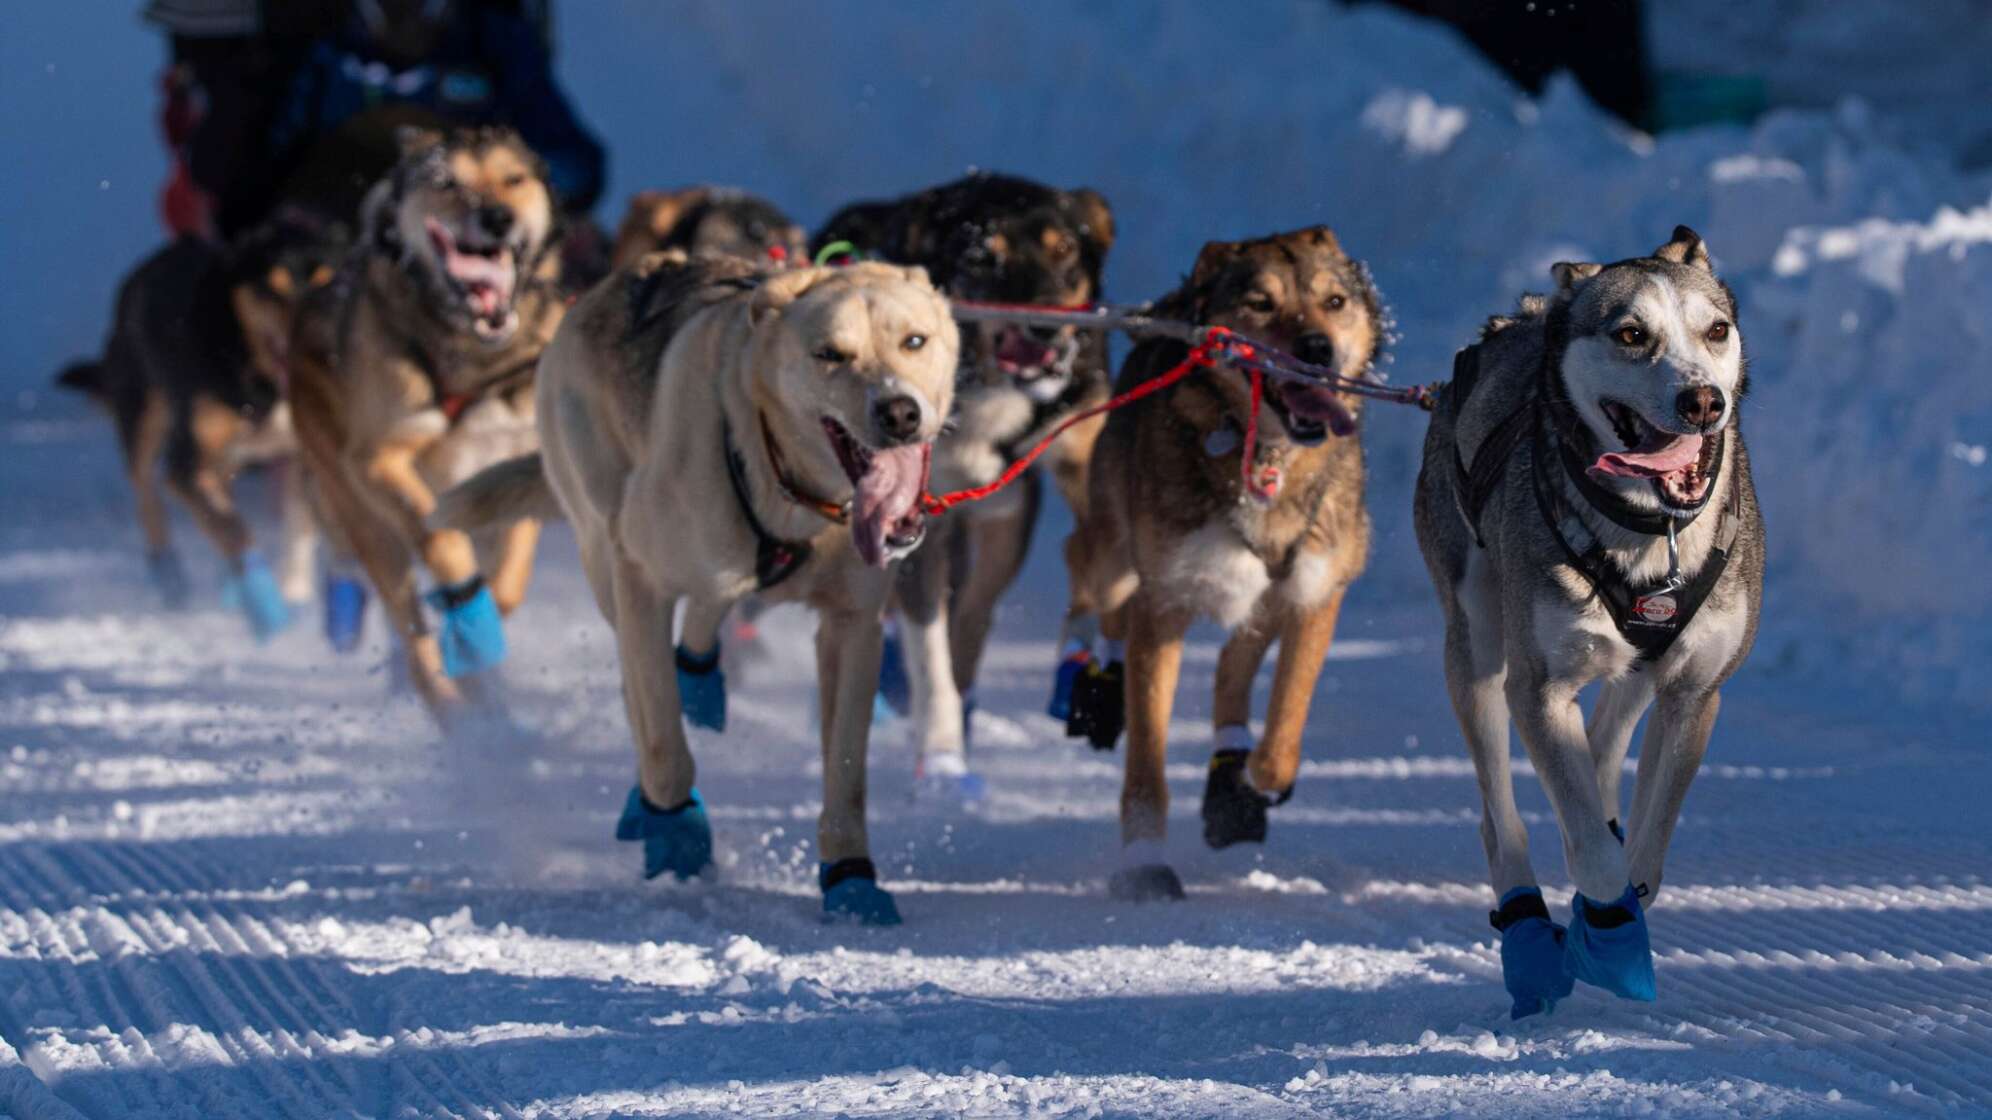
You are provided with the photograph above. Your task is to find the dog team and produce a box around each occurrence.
[63,124,1763,1018]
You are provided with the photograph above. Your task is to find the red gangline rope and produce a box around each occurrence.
[920,328,1233,515]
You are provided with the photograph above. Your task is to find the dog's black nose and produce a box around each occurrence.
[474,204,515,241]
[1676,386,1726,428]
[1292,332,1337,368]
[873,396,924,444]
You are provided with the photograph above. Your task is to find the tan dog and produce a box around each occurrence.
[610,187,807,270]
[1079,227,1383,900]
[435,255,956,922]
[287,127,563,720]
[813,173,1115,793]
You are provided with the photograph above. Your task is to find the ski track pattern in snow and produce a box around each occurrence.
[0,439,1988,1118]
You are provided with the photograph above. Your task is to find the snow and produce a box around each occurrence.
[2,1,1991,1117]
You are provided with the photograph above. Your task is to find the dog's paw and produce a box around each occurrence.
[1064,659,1124,750]
[1201,748,1288,849]
[1108,863,1186,902]
[146,550,190,608]
[913,753,987,806]
[1564,884,1656,1002]
[675,643,727,731]
[323,575,369,653]
[820,859,902,926]
[224,553,292,642]
[1493,887,1576,1020]
[614,786,714,881]
[1046,646,1091,721]
[425,576,506,678]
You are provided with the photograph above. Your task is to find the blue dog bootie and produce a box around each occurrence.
[675,643,727,731]
[876,621,911,718]
[1491,886,1576,1020]
[614,786,714,881]
[1046,638,1092,721]
[324,573,369,653]
[223,552,292,642]
[147,549,190,608]
[1564,884,1657,1002]
[425,575,506,678]
[820,858,902,926]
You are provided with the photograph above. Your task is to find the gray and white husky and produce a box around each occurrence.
[1413,227,1764,1013]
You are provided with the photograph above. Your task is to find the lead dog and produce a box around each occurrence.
[436,256,957,923]
[58,212,347,632]
[287,126,563,721]
[1080,226,1382,901]
[1413,227,1763,1017]
[815,173,1114,794]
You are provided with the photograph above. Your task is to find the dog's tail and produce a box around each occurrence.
[54,360,107,402]
[431,453,564,531]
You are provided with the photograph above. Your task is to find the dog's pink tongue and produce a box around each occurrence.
[851,444,928,568]
[1278,383,1358,436]
[996,330,1058,370]
[1592,432,1703,479]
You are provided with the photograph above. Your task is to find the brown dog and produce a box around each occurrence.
[1079,226,1382,900]
[610,187,807,270]
[813,173,1115,792]
[287,126,563,721]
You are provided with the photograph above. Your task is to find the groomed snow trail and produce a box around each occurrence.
[3,413,1989,1119]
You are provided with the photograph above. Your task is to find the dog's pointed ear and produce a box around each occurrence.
[1551,261,1603,291]
[1304,225,1343,254]
[1189,240,1240,291]
[1655,225,1713,271]
[1065,187,1116,256]
[394,125,444,157]
[612,188,705,268]
[748,267,825,325]
[359,180,397,248]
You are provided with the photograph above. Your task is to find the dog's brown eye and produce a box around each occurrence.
[902,334,926,352]
[1706,321,1730,343]
[1244,293,1275,313]
[503,174,527,189]
[1326,294,1346,311]
[1615,325,1647,347]
[813,345,851,364]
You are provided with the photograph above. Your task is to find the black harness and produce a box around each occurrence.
[721,418,819,592]
[1449,343,1740,664]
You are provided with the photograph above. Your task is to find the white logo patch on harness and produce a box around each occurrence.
[1633,593,1678,624]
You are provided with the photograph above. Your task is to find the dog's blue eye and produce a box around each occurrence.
[813,345,851,364]
[902,334,926,352]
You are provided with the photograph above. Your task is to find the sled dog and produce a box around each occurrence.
[1079,226,1382,900]
[286,126,564,720]
[814,173,1115,792]
[435,255,957,923]
[57,212,347,631]
[1413,227,1763,1016]
[610,186,807,270]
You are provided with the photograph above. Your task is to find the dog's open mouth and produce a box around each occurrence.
[989,326,1073,401]
[425,218,518,341]
[1593,399,1720,508]
[823,417,931,568]
[1261,378,1357,447]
